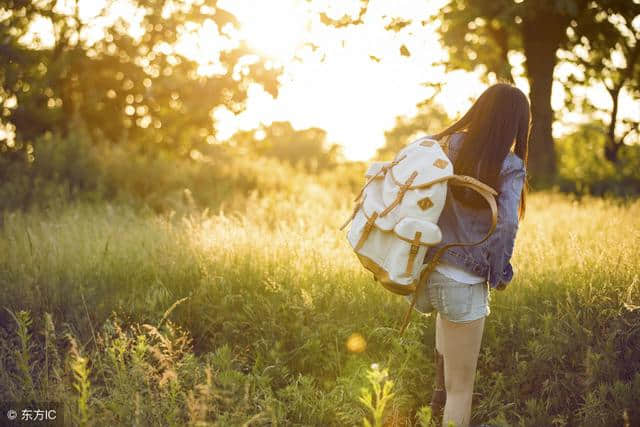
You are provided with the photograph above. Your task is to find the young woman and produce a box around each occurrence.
[413,83,530,427]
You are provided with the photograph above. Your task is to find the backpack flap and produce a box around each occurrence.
[393,216,442,245]
[365,162,390,179]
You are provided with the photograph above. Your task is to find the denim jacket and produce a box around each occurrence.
[424,132,526,289]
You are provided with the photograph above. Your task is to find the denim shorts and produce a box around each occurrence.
[404,270,490,323]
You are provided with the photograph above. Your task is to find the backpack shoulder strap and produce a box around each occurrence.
[399,174,498,335]
[448,175,498,242]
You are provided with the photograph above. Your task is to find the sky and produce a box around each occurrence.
[214,0,489,160]
[213,0,639,160]
[19,0,640,160]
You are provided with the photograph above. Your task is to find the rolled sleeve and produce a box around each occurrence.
[487,161,525,288]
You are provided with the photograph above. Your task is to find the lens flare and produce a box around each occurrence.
[346,332,367,353]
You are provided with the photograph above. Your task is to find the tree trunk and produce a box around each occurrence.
[605,86,621,163]
[521,17,566,186]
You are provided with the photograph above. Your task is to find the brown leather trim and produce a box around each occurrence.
[399,244,448,334]
[380,280,416,296]
[356,253,416,296]
[417,196,433,210]
[388,167,454,190]
[355,211,378,251]
[339,195,365,231]
[380,171,418,217]
[420,139,435,147]
[433,158,449,169]
[404,231,422,275]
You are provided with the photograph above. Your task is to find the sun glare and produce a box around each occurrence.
[220,0,310,64]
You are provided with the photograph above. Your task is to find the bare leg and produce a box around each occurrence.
[436,313,485,427]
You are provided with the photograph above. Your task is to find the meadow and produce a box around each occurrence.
[1,154,639,426]
[1,0,639,425]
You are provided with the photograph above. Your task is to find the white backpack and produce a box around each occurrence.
[341,135,498,333]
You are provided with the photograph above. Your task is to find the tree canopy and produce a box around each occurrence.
[438,0,639,183]
[561,0,640,162]
[0,0,280,158]
[358,0,638,184]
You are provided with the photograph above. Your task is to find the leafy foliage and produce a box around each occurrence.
[0,129,348,212]
[560,1,640,162]
[0,0,280,158]
[556,124,640,196]
[434,0,638,182]
[230,121,343,172]
[359,365,396,427]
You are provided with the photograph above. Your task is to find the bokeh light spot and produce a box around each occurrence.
[346,332,367,353]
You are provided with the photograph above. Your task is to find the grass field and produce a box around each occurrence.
[1,179,639,426]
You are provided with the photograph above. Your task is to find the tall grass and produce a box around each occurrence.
[1,173,639,425]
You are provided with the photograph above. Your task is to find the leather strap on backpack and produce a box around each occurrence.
[398,174,498,335]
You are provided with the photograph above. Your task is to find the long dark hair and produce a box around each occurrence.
[432,83,530,219]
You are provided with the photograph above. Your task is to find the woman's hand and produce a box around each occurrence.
[495,281,508,291]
